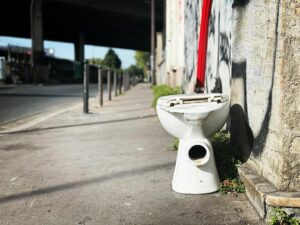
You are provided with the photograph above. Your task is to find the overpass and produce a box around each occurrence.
[1,0,164,65]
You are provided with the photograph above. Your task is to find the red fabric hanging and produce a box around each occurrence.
[196,0,213,89]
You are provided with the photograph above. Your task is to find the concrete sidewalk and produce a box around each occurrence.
[0,83,264,225]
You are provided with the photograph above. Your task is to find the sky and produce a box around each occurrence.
[0,36,136,69]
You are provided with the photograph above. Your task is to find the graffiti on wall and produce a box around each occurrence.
[184,0,232,94]
[206,0,232,95]
[184,0,200,91]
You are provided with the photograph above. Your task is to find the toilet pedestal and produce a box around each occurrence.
[172,138,220,194]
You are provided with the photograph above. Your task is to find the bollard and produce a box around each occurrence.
[118,73,122,95]
[98,65,103,106]
[83,60,89,114]
[107,69,112,100]
[113,70,117,97]
[130,74,132,87]
[125,73,128,91]
[128,73,131,90]
[125,73,129,91]
[123,72,126,92]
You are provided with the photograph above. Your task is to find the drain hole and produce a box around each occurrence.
[188,145,207,160]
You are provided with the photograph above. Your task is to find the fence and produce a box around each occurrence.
[82,61,140,114]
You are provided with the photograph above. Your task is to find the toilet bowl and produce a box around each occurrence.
[156,93,230,194]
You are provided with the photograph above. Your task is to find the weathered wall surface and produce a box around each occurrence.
[183,0,299,191]
[184,0,201,92]
[231,0,300,191]
[165,0,185,87]
[277,0,300,191]
[183,0,232,94]
[155,32,166,85]
[205,0,232,95]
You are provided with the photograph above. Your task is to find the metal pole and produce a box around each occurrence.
[127,73,130,90]
[98,65,103,106]
[113,70,117,97]
[150,0,156,85]
[125,73,128,91]
[123,72,126,92]
[127,74,130,90]
[129,74,131,90]
[83,60,89,113]
[119,73,122,95]
[107,69,112,100]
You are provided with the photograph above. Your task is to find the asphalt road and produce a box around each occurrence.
[0,84,103,124]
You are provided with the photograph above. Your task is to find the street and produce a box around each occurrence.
[0,84,101,124]
[0,84,264,225]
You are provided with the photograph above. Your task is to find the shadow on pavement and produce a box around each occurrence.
[2,114,157,135]
[0,162,174,204]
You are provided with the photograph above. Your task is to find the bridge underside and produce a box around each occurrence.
[0,0,164,51]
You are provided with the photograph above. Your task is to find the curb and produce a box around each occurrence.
[0,98,97,134]
[0,89,126,134]
[0,103,82,134]
[238,164,300,220]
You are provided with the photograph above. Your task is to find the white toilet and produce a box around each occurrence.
[156,93,230,194]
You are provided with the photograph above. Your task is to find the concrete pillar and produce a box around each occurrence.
[75,33,85,62]
[31,0,44,82]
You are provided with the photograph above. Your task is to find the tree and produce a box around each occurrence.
[102,48,121,69]
[134,51,150,69]
[134,51,150,78]
[125,65,143,76]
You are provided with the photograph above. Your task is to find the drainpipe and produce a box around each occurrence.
[195,0,213,93]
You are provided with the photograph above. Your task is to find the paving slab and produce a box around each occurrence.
[0,83,264,225]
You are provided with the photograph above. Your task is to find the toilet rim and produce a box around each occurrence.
[159,101,228,114]
[157,93,229,107]
[157,93,229,114]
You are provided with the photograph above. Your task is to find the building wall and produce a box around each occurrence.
[155,32,166,85]
[231,0,300,191]
[183,0,201,92]
[181,0,299,190]
[184,0,232,94]
[278,0,300,191]
[164,0,185,88]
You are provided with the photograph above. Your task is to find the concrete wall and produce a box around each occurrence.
[231,0,300,191]
[183,0,201,92]
[183,0,232,95]
[158,0,185,88]
[155,32,166,85]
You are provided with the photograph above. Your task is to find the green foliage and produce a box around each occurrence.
[134,51,150,78]
[219,178,245,195]
[152,85,182,108]
[87,58,102,66]
[168,138,179,151]
[212,131,245,194]
[125,65,144,76]
[102,48,121,69]
[269,208,300,225]
[134,51,150,69]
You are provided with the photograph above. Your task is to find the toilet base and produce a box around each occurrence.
[172,139,220,194]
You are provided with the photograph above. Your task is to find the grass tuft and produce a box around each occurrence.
[151,85,182,108]
[212,131,245,194]
[168,138,179,151]
[269,207,300,225]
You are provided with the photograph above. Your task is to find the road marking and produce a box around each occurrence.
[10,177,17,182]
[0,98,96,134]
